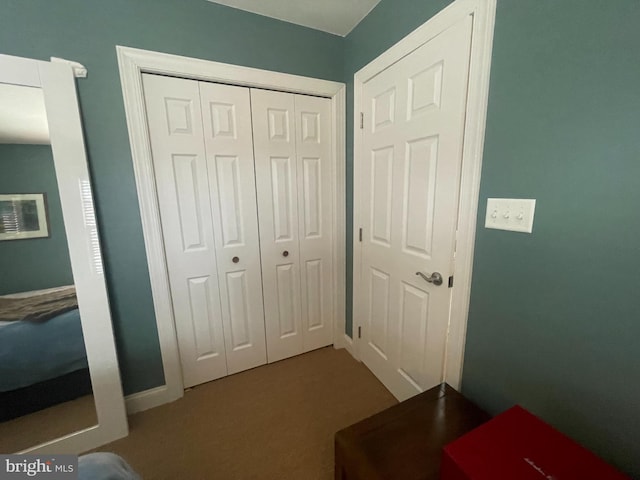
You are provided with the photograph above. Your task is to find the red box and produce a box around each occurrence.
[441,405,629,480]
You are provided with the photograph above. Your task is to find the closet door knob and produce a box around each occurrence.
[282,250,289,257]
[232,256,239,263]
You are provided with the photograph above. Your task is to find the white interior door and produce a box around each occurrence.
[143,73,228,387]
[199,82,267,375]
[251,89,304,363]
[252,90,335,362]
[294,94,334,352]
[357,15,473,401]
[143,74,266,387]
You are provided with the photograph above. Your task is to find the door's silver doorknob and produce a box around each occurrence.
[416,271,443,286]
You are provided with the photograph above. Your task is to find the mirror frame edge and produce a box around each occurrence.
[0,54,128,454]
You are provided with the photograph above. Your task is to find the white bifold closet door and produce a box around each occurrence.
[251,89,334,363]
[142,74,266,387]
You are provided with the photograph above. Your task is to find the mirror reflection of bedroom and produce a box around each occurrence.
[0,83,97,453]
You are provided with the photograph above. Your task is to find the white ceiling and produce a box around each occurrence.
[208,0,380,36]
[0,84,50,145]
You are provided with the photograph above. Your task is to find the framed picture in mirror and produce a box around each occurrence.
[0,193,49,240]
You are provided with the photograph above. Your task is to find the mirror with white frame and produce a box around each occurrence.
[0,84,98,452]
[0,54,128,453]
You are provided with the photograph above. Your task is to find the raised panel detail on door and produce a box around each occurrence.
[142,73,227,387]
[187,276,222,359]
[301,113,320,143]
[276,263,297,338]
[368,267,390,359]
[225,270,251,350]
[407,62,443,118]
[172,154,205,251]
[208,102,236,138]
[270,156,294,242]
[397,282,429,390]
[200,81,267,375]
[373,88,396,130]
[371,147,393,247]
[268,109,290,141]
[295,94,333,352]
[165,98,194,135]
[305,259,323,329]
[302,157,321,238]
[214,155,243,247]
[403,137,438,259]
[251,89,303,363]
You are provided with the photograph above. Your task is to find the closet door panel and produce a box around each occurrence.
[200,82,267,374]
[295,95,334,352]
[142,74,228,387]
[251,89,304,363]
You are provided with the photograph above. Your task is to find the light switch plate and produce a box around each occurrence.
[485,198,536,233]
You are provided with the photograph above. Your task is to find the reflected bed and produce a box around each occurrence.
[0,286,92,422]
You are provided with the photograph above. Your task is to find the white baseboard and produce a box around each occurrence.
[343,333,357,360]
[334,333,357,361]
[125,385,182,415]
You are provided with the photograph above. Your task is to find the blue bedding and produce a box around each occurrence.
[78,453,141,480]
[0,308,88,392]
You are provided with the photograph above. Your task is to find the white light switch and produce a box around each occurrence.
[485,198,536,233]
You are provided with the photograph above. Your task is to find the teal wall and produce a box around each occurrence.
[462,1,640,476]
[1,0,344,395]
[0,144,73,295]
[345,0,640,477]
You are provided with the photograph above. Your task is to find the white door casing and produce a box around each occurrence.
[118,47,346,411]
[143,74,266,387]
[199,82,267,375]
[251,89,334,362]
[358,15,473,401]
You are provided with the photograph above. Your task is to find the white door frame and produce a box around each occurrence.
[352,0,496,389]
[117,46,346,411]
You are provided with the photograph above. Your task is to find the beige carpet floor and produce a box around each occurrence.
[98,347,397,479]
